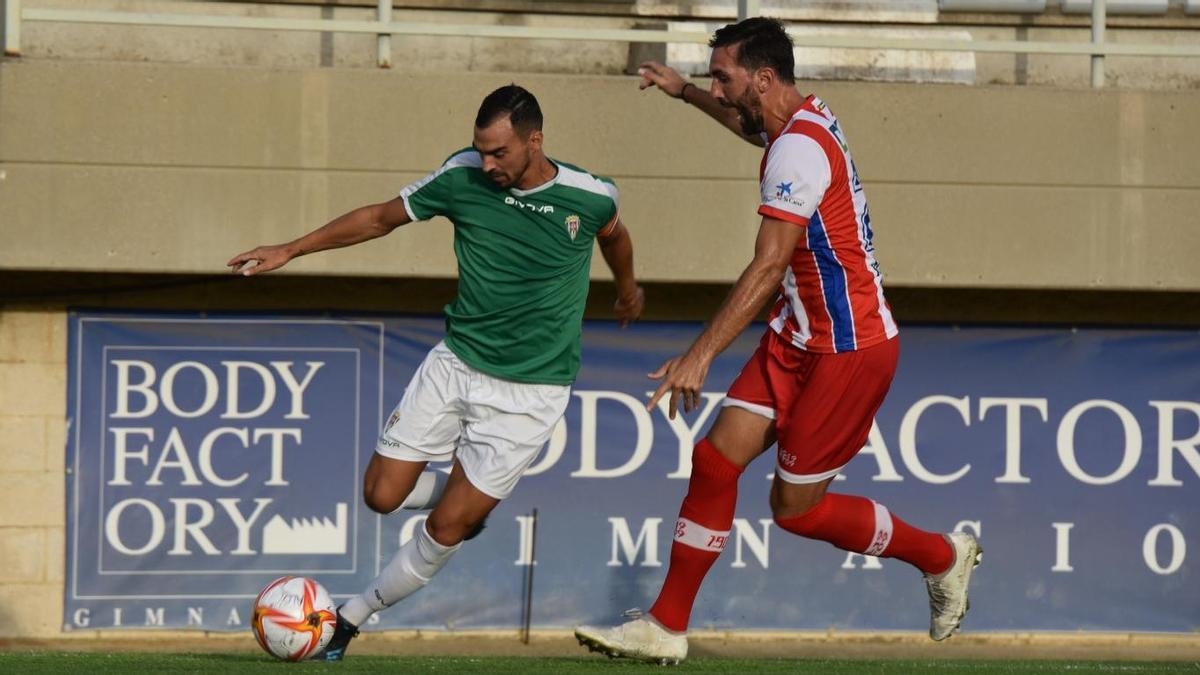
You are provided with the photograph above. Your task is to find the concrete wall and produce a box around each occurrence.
[2,59,1199,290]
[1,54,1198,639]
[10,0,1200,87]
[0,309,67,637]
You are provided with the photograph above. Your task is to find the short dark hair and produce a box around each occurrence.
[709,17,796,84]
[475,84,543,136]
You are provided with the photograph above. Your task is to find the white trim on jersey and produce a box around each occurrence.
[548,161,621,209]
[802,107,897,343]
[398,150,483,221]
[773,267,812,348]
[760,134,829,224]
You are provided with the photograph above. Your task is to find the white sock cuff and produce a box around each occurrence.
[395,470,450,512]
[864,500,894,556]
[673,517,731,552]
[416,521,462,560]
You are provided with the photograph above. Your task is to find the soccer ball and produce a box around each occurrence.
[250,576,338,661]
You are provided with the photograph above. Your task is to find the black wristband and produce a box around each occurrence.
[679,82,696,104]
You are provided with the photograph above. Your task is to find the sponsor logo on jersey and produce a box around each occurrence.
[504,195,555,214]
[771,181,806,208]
[565,215,581,241]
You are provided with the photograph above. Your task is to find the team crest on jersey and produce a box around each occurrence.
[385,410,401,431]
[565,214,581,241]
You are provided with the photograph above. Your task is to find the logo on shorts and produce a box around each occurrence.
[385,410,401,432]
[779,449,798,468]
[565,214,581,241]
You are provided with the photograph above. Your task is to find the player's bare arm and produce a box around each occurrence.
[648,216,803,418]
[637,61,766,148]
[597,218,645,328]
[226,196,412,276]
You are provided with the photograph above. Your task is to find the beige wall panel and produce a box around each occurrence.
[0,583,61,636]
[0,529,45,584]
[870,184,1200,289]
[3,61,1198,290]
[6,62,1198,188]
[0,164,458,276]
[3,163,1197,288]
[0,472,64,528]
[0,416,47,470]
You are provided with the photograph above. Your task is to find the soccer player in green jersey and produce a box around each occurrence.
[227,85,643,660]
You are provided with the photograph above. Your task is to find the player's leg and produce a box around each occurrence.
[647,406,774,631]
[575,337,777,664]
[396,468,451,510]
[341,460,496,624]
[767,337,981,640]
[338,356,569,635]
[324,341,468,660]
[361,452,427,514]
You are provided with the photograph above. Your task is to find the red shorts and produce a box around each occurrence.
[724,329,899,483]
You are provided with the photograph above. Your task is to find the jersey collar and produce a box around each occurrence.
[508,160,561,197]
[766,94,819,145]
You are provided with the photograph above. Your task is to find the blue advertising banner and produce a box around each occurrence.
[66,312,1198,633]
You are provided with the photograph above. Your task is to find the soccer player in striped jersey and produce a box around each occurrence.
[228,85,644,661]
[575,18,980,664]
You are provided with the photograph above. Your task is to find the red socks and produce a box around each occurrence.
[775,493,953,575]
[648,444,952,633]
[649,438,743,632]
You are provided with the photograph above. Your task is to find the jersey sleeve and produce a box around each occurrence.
[758,133,830,226]
[594,178,621,238]
[398,150,480,222]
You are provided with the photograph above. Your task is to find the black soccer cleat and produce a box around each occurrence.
[320,609,360,662]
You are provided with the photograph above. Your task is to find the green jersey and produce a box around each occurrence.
[399,149,620,385]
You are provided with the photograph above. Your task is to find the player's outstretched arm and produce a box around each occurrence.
[637,61,765,148]
[597,219,645,328]
[227,197,412,276]
[647,216,802,418]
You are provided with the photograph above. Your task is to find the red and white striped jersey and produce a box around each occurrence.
[757,95,898,354]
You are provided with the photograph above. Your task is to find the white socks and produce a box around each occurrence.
[340,522,461,627]
[394,470,450,511]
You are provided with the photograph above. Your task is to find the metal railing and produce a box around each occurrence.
[4,0,1200,88]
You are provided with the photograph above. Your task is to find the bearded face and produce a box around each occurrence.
[708,45,766,136]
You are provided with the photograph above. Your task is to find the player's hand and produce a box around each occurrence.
[226,244,295,276]
[647,352,711,419]
[637,61,689,99]
[615,285,645,328]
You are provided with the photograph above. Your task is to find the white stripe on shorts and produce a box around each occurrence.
[674,517,731,552]
[775,462,848,485]
[721,397,777,420]
[863,500,894,556]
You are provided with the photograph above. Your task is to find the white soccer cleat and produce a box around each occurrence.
[925,531,983,641]
[575,610,688,666]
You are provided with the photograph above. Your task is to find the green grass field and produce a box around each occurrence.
[0,653,1194,674]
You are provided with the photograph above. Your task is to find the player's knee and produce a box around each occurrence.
[362,482,401,514]
[770,483,826,524]
[425,513,485,547]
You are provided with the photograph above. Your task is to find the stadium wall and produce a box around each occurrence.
[1,59,1199,639]
[1,60,1198,291]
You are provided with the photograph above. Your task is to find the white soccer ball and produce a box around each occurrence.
[250,576,338,661]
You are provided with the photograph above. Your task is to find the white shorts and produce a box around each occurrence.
[375,341,570,500]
